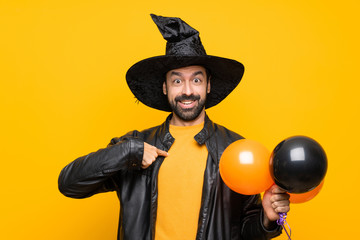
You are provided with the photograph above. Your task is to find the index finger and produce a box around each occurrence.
[156,148,168,157]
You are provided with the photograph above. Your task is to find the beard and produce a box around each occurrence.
[168,94,206,121]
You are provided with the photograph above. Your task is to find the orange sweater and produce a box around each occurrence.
[155,123,208,239]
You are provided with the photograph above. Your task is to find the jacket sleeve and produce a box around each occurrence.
[240,194,282,239]
[58,133,144,199]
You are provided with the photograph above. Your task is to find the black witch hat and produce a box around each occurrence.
[126,14,244,112]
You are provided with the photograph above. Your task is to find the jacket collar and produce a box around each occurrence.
[159,112,215,149]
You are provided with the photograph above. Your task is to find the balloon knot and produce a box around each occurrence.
[277,213,292,240]
[276,212,287,225]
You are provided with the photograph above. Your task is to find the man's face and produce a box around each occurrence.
[163,65,210,122]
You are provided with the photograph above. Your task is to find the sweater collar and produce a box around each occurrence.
[159,112,215,147]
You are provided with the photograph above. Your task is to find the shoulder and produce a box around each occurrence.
[108,124,163,146]
[212,122,244,143]
[207,122,245,161]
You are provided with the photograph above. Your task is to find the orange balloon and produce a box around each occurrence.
[219,139,274,195]
[289,181,324,204]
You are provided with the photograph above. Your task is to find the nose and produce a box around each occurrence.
[182,80,193,96]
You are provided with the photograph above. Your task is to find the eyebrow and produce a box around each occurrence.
[169,70,205,78]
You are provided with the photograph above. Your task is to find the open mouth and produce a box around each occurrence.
[178,100,196,109]
[174,94,201,110]
[181,101,194,105]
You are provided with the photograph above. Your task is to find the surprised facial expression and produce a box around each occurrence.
[163,65,210,122]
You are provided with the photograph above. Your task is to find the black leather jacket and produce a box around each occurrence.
[58,114,282,240]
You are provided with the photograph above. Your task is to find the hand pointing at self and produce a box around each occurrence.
[142,142,168,169]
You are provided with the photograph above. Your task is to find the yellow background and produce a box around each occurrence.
[1,0,359,239]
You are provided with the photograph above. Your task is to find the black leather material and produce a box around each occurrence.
[58,114,282,239]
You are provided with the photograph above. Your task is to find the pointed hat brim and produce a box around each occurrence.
[126,54,244,112]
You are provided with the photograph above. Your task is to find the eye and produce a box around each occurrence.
[193,78,202,84]
[174,79,182,84]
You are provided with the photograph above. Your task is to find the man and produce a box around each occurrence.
[58,14,290,240]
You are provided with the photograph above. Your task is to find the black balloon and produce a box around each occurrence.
[270,136,327,193]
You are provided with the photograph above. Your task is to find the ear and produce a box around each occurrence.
[207,78,211,94]
[163,81,167,95]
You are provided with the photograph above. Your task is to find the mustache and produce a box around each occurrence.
[175,94,201,102]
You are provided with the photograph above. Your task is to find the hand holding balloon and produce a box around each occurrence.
[262,185,290,228]
[219,139,290,231]
[269,135,327,239]
[220,135,327,239]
